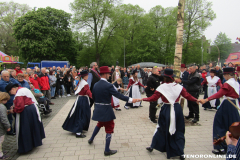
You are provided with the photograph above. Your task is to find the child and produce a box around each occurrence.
[74,76,79,89]
[111,78,126,111]
[124,70,146,109]
[0,92,11,159]
[122,73,129,85]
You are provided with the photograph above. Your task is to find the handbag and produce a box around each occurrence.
[51,83,56,87]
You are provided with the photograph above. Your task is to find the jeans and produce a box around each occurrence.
[50,86,56,97]
[58,85,65,96]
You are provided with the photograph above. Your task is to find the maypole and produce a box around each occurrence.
[174,0,185,71]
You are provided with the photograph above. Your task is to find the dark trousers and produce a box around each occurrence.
[187,92,199,118]
[90,98,94,108]
[147,94,157,121]
[38,97,50,110]
[5,103,14,133]
[65,85,71,94]
[149,101,158,121]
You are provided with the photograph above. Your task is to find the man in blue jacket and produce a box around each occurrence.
[180,64,189,88]
[0,71,21,135]
[88,66,139,156]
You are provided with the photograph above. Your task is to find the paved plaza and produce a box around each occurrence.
[9,94,226,160]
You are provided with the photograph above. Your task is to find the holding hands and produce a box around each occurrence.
[175,79,182,83]
[197,98,208,104]
[132,98,142,103]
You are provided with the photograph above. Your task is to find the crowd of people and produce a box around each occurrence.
[0,61,239,159]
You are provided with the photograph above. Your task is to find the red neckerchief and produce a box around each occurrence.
[91,69,100,78]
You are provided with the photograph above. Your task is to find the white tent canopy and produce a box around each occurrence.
[128,62,166,68]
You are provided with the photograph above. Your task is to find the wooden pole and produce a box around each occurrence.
[174,0,185,71]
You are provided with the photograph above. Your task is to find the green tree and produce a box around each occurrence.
[0,2,30,56]
[13,7,77,64]
[70,0,123,64]
[211,32,233,63]
[183,0,216,64]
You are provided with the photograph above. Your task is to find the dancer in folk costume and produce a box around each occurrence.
[124,70,146,109]
[142,69,198,160]
[199,67,240,155]
[111,78,126,111]
[5,83,45,153]
[62,71,92,138]
[88,66,139,156]
[201,69,222,110]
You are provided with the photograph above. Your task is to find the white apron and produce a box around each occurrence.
[219,78,240,113]
[156,83,183,135]
[14,88,41,148]
[112,85,120,107]
[206,76,220,107]
[126,77,141,106]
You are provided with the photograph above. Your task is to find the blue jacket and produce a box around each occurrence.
[18,80,30,90]
[122,76,129,85]
[0,78,21,106]
[92,79,129,122]
[181,71,189,88]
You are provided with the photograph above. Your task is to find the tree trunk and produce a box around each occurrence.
[174,0,185,70]
[93,17,100,65]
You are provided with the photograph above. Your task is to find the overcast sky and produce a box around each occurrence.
[5,0,240,43]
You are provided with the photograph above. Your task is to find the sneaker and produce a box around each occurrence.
[67,94,71,97]
[124,106,129,109]
[62,95,66,98]
[59,95,61,98]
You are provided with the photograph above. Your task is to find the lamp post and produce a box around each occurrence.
[124,39,125,68]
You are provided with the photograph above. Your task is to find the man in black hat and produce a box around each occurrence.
[145,68,163,123]
[176,65,201,123]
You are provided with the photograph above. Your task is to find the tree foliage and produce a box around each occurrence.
[211,32,233,63]
[73,0,216,66]
[0,1,31,56]
[13,7,77,63]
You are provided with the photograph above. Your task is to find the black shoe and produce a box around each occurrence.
[146,147,153,152]
[151,120,157,124]
[139,105,143,107]
[185,115,194,119]
[204,108,207,110]
[76,134,86,138]
[51,97,56,99]
[44,110,50,115]
[48,109,52,112]
[115,108,121,111]
[88,139,93,144]
[104,150,117,156]
[7,132,15,136]
[212,149,226,155]
[180,155,185,160]
[192,118,199,123]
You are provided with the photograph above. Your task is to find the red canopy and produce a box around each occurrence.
[225,52,240,65]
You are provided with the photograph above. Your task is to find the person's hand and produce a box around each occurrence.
[198,99,208,104]
[7,128,10,132]
[9,109,14,114]
[144,86,147,88]
[41,94,44,97]
[150,88,154,91]
[132,99,138,103]
[226,131,238,146]
[175,79,181,83]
